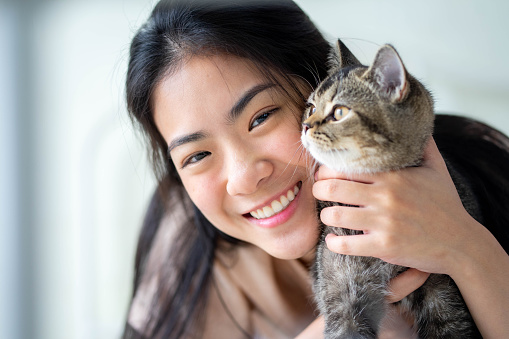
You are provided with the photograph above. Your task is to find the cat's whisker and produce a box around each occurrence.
[275,141,306,187]
[297,142,321,184]
[283,142,318,189]
[291,72,315,95]
[306,157,319,183]
[288,154,302,186]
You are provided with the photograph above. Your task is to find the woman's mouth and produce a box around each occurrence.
[249,183,300,219]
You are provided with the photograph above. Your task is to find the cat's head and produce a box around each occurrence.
[301,40,434,174]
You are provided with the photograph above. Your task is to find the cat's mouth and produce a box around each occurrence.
[246,182,302,219]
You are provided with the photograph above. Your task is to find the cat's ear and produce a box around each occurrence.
[328,39,361,73]
[363,44,409,103]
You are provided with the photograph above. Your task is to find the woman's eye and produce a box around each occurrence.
[249,108,278,131]
[182,151,210,168]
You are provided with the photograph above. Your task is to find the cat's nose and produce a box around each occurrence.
[302,122,310,133]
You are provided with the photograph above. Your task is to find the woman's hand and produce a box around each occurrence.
[313,137,475,275]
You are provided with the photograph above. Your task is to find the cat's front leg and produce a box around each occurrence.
[315,237,399,339]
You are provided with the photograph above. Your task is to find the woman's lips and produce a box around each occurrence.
[244,182,302,228]
[249,183,300,219]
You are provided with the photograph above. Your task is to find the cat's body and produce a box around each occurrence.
[301,41,482,339]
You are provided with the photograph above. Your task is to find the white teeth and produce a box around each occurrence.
[280,195,289,207]
[271,200,283,213]
[249,184,300,219]
[287,189,295,201]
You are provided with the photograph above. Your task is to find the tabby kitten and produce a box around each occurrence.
[301,40,482,339]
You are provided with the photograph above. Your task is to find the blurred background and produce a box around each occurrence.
[1,0,508,338]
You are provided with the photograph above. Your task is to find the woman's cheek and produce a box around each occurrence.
[183,175,220,215]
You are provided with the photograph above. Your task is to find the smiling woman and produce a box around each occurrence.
[123,1,332,337]
[122,0,509,338]
[152,54,319,259]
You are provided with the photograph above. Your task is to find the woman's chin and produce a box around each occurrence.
[260,233,318,261]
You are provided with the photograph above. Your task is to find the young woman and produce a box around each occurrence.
[122,0,509,338]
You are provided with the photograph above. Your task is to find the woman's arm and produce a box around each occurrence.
[314,138,509,338]
[448,217,509,338]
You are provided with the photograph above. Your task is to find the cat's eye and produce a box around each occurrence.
[307,104,316,117]
[333,106,351,120]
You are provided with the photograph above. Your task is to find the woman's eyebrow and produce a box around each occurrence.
[167,131,207,157]
[227,83,276,123]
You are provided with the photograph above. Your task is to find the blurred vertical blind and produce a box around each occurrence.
[0,1,156,339]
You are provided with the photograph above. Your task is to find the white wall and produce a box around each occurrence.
[1,1,508,339]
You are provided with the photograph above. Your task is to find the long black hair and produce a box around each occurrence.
[123,1,330,338]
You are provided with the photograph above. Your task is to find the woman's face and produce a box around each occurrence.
[153,55,319,260]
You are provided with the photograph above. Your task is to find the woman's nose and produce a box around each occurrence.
[226,153,273,196]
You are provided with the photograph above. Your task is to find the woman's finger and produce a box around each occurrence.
[386,268,430,303]
[320,205,370,231]
[315,165,375,183]
[313,178,371,206]
[325,233,373,257]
